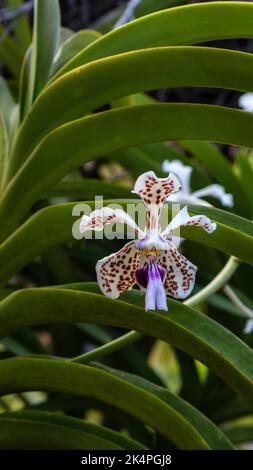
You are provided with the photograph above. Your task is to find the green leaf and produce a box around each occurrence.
[94,364,233,450]
[0,77,16,137]
[211,397,253,424]
[175,350,202,407]
[0,357,234,449]
[2,103,253,241]
[1,290,253,409]
[109,147,162,177]
[0,201,252,288]
[52,30,101,75]
[47,179,131,200]
[0,113,9,194]
[10,46,253,174]
[28,395,152,446]
[223,425,253,445]
[0,411,144,450]
[28,0,60,107]
[55,1,253,78]
[19,47,32,122]
[233,151,253,216]
[77,321,163,385]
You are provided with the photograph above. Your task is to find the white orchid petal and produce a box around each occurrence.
[158,241,197,299]
[238,93,253,112]
[96,241,140,299]
[162,206,216,238]
[80,207,144,237]
[162,206,190,236]
[192,184,234,207]
[132,170,181,204]
[162,159,193,195]
[169,192,212,207]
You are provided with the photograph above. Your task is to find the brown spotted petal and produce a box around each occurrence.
[158,241,198,299]
[96,241,140,299]
[132,171,181,250]
[132,170,181,206]
[162,206,216,239]
[80,207,144,237]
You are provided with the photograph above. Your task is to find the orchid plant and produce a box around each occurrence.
[80,171,216,311]
[162,160,234,207]
[1,0,253,452]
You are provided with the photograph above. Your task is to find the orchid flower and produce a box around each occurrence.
[162,160,234,208]
[238,93,253,113]
[80,171,216,311]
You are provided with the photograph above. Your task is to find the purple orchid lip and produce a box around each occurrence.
[135,257,167,311]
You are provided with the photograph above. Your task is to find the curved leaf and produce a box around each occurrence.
[55,2,253,77]
[0,357,233,449]
[47,179,131,200]
[0,113,8,194]
[0,290,253,408]
[1,103,253,240]
[10,46,253,173]
[224,426,253,445]
[109,147,162,177]
[28,0,60,107]
[0,77,16,138]
[0,201,252,287]
[94,364,233,450]
[19,47,32,123]
[0,411,144,450]
[53,30,101,74]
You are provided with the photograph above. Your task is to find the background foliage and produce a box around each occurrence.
[0,0,253,450]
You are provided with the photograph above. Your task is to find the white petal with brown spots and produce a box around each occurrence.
[96,241,141,299]
[158,241,198,299]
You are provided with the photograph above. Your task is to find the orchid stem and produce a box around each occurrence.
[223,285,253,319]
[69,330,142,365]
[70,255,241,365]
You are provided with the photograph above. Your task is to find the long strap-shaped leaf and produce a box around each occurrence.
[93,364,233,449]
[0,357,233,449]
[0,291,253,408]
[0,202,252,287]
[10,47,253,173]
[1,104,253,241]
[0,411,145,450]
[27,0,60,106]
[55,2,253,77]
[47,179,131,200]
